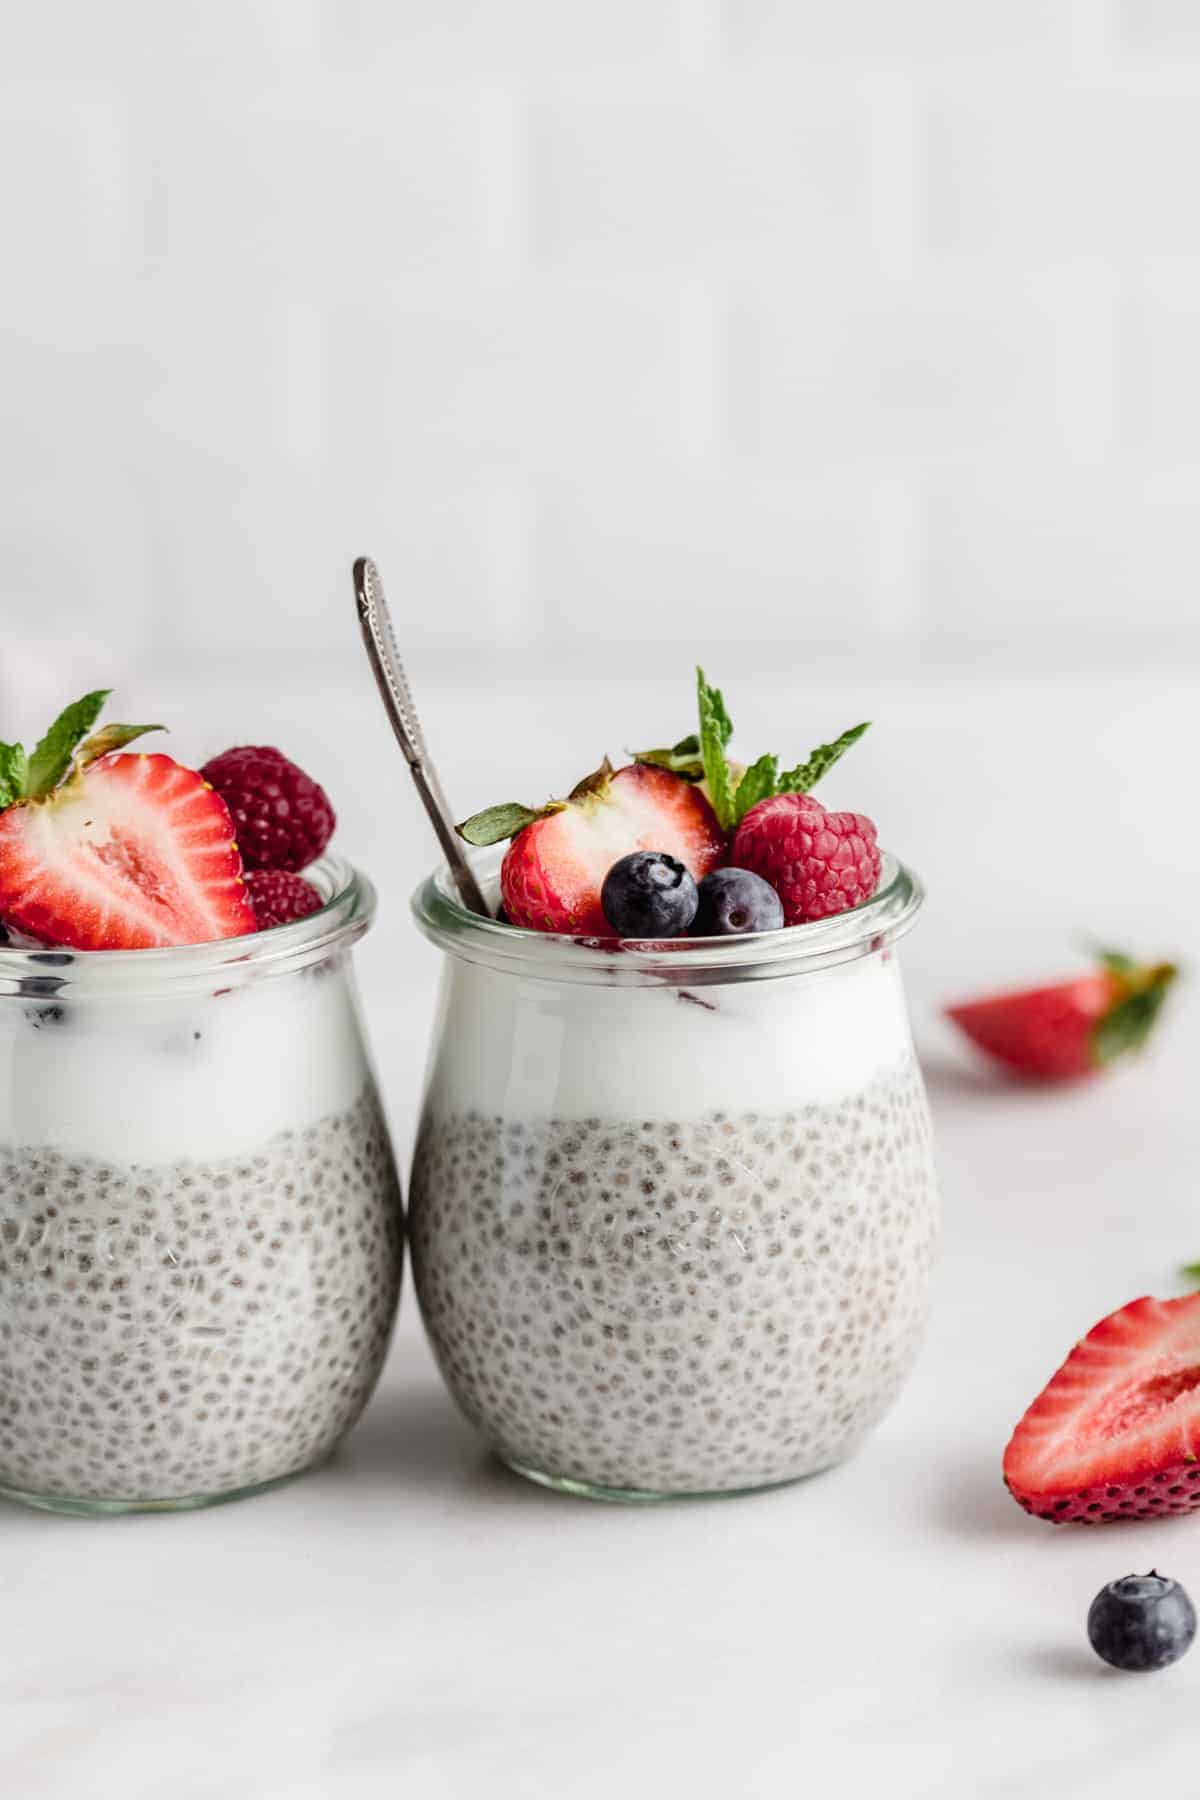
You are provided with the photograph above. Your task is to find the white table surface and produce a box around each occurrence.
[3,666,1199,1799]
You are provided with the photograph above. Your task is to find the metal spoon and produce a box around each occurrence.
[352,556,491,918]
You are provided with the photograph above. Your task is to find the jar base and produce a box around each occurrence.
[500,1454,832,1504]
[0,1460,324,1518]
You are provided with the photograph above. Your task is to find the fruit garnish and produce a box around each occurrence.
[458,761,724,935]
[200,746,336,873]
[946,952,1178,1082]
[601,851,698,939]
[633,669,870,832]
[244,869,323,929]
[692,867,784,937]
[1087,1574,1196,1671]
[730,792,881,925]
[1003,1293,1200,1524]
[0,691,255,950]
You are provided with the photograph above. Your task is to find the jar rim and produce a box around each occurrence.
[0,854,376,998]
[411,847,924,986]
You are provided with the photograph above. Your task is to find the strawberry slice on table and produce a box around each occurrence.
[1004,1294,1200,1524]
[945,952,1178,1082]
[0,690,255,950]
[459,760,725,935]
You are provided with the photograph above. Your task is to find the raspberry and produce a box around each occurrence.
[730,792,881,925]
[244,869,322,930]
[201,746,335,872]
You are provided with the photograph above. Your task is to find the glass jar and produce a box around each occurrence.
[410,850,938,1501]
[0,856,403,1515]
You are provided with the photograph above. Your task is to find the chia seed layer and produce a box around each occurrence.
[410,1057,937,1494]
[0,1087,402,1505]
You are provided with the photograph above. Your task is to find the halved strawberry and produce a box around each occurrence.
[460,761,726,935]
[1005,1295,1200,1524]
[0,753,255,949]
[946,952,1178,1082]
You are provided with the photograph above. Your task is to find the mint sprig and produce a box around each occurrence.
[0,690,164,812]
[697,668,737,830]
[777,722,871,796]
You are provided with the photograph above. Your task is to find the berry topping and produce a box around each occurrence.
[1003,1293,1200,1524]
[946,952,1178,1082]
[459,761,724,936]
[692,866,784,937]
[601,851,699,939]
[0,692,254,950]
[730,792,881,925]
[201,746,335,873]
[1087,1574,1196,1672]
[244,869,323,930]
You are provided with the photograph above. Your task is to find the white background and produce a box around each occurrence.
[5,8,1200,1798]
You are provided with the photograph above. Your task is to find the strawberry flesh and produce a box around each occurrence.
[500,763,725,935]
[0,753,256,949]
[946,975,1116,1080]
[1005,1295,1200,1524]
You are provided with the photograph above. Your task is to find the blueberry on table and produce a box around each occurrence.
[692,867,784,937]
[601,851,698,938]
[1087,1572,1196,1671]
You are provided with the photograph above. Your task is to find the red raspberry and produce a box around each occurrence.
[731,792,881,924]
[201,746,335,872]
[244,869,322,930]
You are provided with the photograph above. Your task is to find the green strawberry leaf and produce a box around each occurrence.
[630,734,705,780]
[1094,948,1138,978]
[1181,1261,1200,1289]
[76,722,165,768]
[0,741,28,810]
[24,689,111,799]
[1091,963,1179,1067]
[457,802,545,846]
[777,721,870,795]
[697,667,736,830]
[732,752,779,824]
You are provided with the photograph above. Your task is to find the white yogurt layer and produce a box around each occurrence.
[0,963,371,1162]
[422,947,914,1124]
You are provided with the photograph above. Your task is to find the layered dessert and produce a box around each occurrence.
[410,669,939,1497]
[0,693,402,1510]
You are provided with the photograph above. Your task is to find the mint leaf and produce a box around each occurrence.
[697,667,736,830]
[778,721,870,795]
[457,802,549,846]
[732,753,778,824]
[77,722,165,768]
[24,689,111,799]
[0,741,28,810]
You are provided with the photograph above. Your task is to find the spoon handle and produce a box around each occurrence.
[352,556,491,918]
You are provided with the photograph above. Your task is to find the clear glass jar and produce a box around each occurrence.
[0,856,403,1515]
[410,850,938,1501]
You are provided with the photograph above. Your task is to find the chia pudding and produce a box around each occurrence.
[409,854,939,1498]
[0,859,404,1512]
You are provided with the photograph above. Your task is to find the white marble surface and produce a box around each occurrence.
[3,669,1200,1799]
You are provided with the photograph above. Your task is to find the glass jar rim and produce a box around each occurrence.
[0,854,375,999]
[412,847,923,987]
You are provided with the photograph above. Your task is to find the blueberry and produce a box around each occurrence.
[601,852,698,938]
[1087,1572,1196,1671]
[692,867,784,937]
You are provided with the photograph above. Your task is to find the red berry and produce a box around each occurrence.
[729,792,880,925]
[244,869,322,930]
[1004,1294,1200,1524]
[500,764,725,936]
[201,746,335,872]
[946,957,1178,1082]
[0,753,255,949]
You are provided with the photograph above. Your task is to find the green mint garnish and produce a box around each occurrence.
[732,752,779,823]
[0,691,164,812]
[777,722,871,795]
[697,667,736,830]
